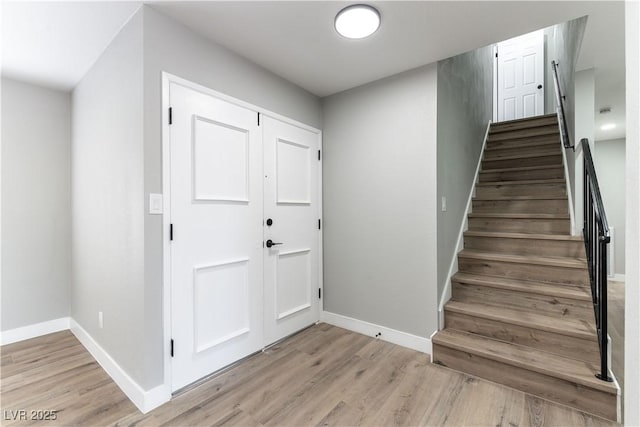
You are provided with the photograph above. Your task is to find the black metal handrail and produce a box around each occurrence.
[582,138,612,382]
[551,61,575,151]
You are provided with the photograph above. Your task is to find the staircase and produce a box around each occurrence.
[432,114,618,421]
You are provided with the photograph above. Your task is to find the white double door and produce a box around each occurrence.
[169,82,320,391]
[497,29,544,121]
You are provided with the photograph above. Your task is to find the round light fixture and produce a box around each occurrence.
[601,123,616,131]
[335,4,381,39]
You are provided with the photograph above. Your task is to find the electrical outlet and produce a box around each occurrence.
[98,311,104,329]
[375,332,382,338]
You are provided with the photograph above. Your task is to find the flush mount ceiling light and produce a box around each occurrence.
[335,4,381,39]
[601,123,617,131]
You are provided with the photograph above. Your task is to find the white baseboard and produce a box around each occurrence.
[321,311,432,355]
[1,317,70,345]
[69,319,170,414]
[611,274,626,282]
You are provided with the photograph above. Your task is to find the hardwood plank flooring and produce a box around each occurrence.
[1,325,618,426]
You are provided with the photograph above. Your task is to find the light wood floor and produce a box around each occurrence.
[1,324,618,426]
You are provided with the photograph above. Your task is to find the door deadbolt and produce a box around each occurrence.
[266,218,273,226]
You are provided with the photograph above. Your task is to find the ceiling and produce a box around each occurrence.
[1,1,626,138]
[2,2,141,91]
[151,1,624,97]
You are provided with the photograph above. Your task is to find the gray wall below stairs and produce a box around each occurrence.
[322,65,438,338]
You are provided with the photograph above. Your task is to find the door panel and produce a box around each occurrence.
[276,249,312,320]
[169,82,321,391]
[263,117,320,345]
[170,83,263,392]
[497,30,544,121]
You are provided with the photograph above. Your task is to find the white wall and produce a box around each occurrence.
[625,1,640,423]
[1,78,71,331]
[142,6,323,388]
[547,16,587,232]
[436,45,494,303]
[321,65,438,338]
[71,9,146,387]
[574,68,596,235]
[594,138,625,276]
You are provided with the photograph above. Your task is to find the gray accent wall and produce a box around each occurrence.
[321,65,438,338]
[436,45,494,301]
[71,9,146,386]
[1,78,71,331]
[595,138,626,275]
[142,6,322,388]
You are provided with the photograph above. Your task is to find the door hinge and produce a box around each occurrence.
[170,339,174,357]
[318,150,321,161]
[257,112,260,126]
[169,107,173,125]
[170,224,174,241]
[318,219,321,230]
[318,288,322,299]
[495,52,498,58]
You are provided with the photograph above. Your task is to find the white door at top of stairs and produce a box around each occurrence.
[168,81,321,392]
[497,29,544,122]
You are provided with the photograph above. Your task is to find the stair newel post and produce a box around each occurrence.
[597,233,612,382]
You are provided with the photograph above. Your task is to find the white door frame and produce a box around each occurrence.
[161,72,323,395]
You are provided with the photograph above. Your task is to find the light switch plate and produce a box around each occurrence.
[441,196,447,212]
[149,193,163,215]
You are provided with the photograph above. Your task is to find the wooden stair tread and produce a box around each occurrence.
[480,164,563,173]
[467,213,569,219]
[488,127,559,139]
[491,119,557,130]
[482,152,561,161]
[474,195,567,201]
[485,140,559,151]
[452,272,591,301]
[476,179,565,186]
[444,300,596,341]
[458,249,586,268]
[490,114,557,129]
[464,230,582,241]
[433,329,616,394]
[488,130,560,143]
[486,135,561,146]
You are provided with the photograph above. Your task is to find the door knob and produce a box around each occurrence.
[537,84,543,89]
[266,239,283,248]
